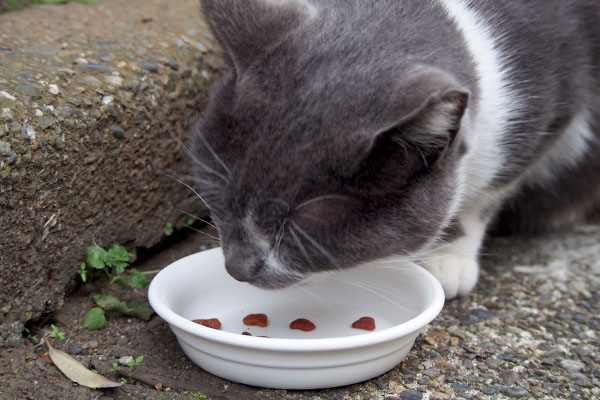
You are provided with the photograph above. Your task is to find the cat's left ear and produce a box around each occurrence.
[398,87,469,152]
[369,83,470,171]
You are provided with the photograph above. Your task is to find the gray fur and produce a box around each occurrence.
[194,0,600,288]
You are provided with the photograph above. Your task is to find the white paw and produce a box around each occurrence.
[423,254,479,299]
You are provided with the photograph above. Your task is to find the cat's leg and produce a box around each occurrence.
[421,196,499,299]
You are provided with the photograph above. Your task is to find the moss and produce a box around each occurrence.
[0,0,103,12]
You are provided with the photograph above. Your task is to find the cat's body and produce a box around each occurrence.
[194,0,600,298]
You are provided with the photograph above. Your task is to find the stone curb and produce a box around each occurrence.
[0,0,221,347]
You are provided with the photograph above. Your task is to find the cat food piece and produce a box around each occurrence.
[289,318,316,331]
[192,318,221,329]
[351,316,376,331]
[241,331,252,336]
[243,313,268,327]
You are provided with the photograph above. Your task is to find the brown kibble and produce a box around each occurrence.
[289,318,316,331]
[192,318,221,329]
[351,316,376,331]
[241,331,252,336]
[243,313,268,327]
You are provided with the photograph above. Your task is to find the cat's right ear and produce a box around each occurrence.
[200,0,316,71]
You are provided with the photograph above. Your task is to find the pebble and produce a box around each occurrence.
[499,370,520,386]
[24,44,60,56]
[111,125,125,139]
[497,353,519,363]
[139,61,159,73]
[81,76,102,87]
[21,124,36,141]
[102,95,114,105]
[58,107,73,118]
[77,63,113,74]
[39,116,54,130]
[70,347,83,355]
[82,340,99,349]
[1,108,13,120]
[500,385,529,398]
[166,60,179,71]
[48,84,59,95]
[450,383,472,393]
[399,391,422,400]
[15,83,40,98]
[559,359,585,373]
[97,40,120,48]
[0,91,16,101]
[105,75,123,87]
[480,387,496,395]
[0,140,10,156]
[118,356,133,366]
[34,109,43,117]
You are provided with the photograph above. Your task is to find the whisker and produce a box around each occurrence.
[175,208,217,229]
[274,220,288,256]
[183,225,221,242]
[295,194,352,210]
[168,130,230,184]
[290,222,340,270]
[291,283,338,314]
[157,170,211,209]
[325,276,419,315]
[195,131,232,178]
[289,227,316,268]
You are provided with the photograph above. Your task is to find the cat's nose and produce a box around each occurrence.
[224,242,263,282]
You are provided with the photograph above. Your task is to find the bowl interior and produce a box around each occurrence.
[152,248,441,341]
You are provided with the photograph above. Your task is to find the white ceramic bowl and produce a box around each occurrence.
[148,248,444,389]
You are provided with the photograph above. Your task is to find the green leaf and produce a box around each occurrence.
[114,263,127,275]
[127,269,148,289]
[183,218,195,227]
[86,246,108,270]
[164,222,174,236]
[107,245,132,266]
[84,307,107,330]
[93,294,155,321]
[135,355,144,364]
[39,0,69,4]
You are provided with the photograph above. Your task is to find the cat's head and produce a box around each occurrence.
[194,0,470,288]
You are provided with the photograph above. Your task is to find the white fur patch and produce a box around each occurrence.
[263,0,318,19]
[523,109,596,185]
[244,214,292,277]
[437,0,521,199]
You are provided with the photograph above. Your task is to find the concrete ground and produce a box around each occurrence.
[1,223,598,399]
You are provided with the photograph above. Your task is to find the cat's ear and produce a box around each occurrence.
[372,79,470,169]
[200,0,315,71]
[396,87,469,151]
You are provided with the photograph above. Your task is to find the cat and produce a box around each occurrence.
[192,0,600,298]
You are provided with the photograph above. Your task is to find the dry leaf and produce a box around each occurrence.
[47,341,123,389]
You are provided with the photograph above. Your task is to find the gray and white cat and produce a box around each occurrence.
[192,0,600,298]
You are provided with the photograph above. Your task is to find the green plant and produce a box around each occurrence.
[121,377,128,384]
[127,355,144,370]
[77,262,87,283]
[49,324,65,340]
[164,222,174,236]
[109,361,121,373]
[23,327,39,344]
[185,393,209,399]
[81,244,152,330]
[182,218,195,228]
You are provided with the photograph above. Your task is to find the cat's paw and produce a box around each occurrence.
[423,254,479,299]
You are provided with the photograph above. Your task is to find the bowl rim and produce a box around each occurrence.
[148,248,445,352]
